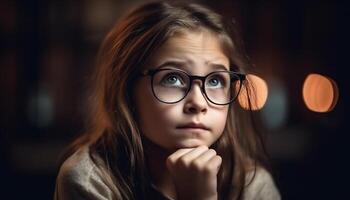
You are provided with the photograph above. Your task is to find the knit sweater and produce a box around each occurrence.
[54,146,281,200]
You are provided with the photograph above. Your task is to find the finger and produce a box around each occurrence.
[206,155,222,174]
[193,148,217,164]
[179,146,209,165]
[166,148,195,168]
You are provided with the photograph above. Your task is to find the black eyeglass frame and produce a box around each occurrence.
[141,68,246,105]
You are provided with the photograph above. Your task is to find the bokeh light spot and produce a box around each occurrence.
[238,74,268,110]
[302,73,339,112]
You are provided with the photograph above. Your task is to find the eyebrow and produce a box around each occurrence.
[155,60,229,71]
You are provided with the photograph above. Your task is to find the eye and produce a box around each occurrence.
[206,75,225,88]
[161,73,185,87]
[208,78,220,86]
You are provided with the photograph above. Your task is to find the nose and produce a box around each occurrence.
[183,81,208,114]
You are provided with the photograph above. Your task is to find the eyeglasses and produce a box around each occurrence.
[141,68,246,105]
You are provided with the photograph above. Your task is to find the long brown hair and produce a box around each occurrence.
[63,1,269,199]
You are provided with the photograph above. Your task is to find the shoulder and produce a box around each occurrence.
[54,146,113,200]
[243,167,281,200]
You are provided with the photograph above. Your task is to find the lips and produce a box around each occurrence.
[176,122,210,130]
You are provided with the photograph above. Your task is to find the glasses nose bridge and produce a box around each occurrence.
[185,75,208,103]
[189,75,206,90]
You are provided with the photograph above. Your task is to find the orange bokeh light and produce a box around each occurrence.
[302,73,339,112]
[238,74,268,110]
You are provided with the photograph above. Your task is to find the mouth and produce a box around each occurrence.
[176,123,210,131]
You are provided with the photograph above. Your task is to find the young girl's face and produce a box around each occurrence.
[134,30,230,151]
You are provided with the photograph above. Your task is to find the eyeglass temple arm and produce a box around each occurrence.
[238,73,246,81]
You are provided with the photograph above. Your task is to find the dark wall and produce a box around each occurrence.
[1,0,348,199]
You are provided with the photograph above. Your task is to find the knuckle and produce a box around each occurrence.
[166,156,175,165]
[215,155,222,164]
[166,158,175,170]
[190,160,202,170]
[204,156,222,174]
[177,157,190,168]
[203,165,213,174]
[208,149,217,155]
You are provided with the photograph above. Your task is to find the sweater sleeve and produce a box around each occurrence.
[54,147,113,200]
[242,168,281,200]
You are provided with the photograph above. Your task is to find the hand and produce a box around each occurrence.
[166,145,222,200]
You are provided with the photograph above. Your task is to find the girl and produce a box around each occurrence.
[54,1,281,200]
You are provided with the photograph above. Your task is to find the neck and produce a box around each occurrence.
[143,138,176,200]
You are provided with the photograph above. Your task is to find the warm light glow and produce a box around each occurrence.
[303,73,339,112]
[238,74,268,110]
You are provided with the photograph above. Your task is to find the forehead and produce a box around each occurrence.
[147,30,230,72]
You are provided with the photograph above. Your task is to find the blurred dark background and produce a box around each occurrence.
[1,0,348,199]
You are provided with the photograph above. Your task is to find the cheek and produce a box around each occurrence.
[142,103,178,128]
[134,81,179,134]
[210,107,229,135]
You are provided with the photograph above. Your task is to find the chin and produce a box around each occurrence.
[171,139,210,149]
